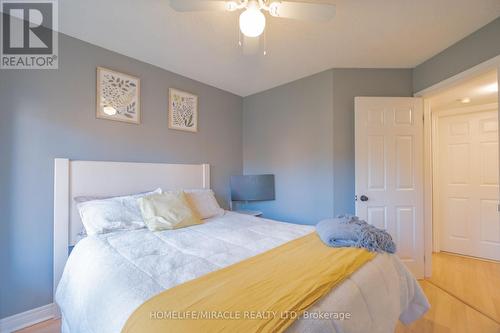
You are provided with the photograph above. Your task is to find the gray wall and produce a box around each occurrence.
[331,69,414,214]
[243,71,334,224]
[413,17,500,93]
[242,69,413,224]
[0,33,242,318]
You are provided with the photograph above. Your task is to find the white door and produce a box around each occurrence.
[437,107,500,261]
[355,97,424,278]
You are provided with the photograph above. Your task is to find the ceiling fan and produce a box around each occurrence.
[169,0,336,38]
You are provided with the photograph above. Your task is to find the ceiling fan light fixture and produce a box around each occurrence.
[225,1,239,11]
[239,3,266,37]
[268,1,280,17]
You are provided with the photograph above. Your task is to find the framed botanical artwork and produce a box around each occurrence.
[96,67,140,124]
[168,88,198,132]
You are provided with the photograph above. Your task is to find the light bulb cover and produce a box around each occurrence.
[239,6,266,37]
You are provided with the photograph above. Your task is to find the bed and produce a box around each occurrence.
[53,159,429,333]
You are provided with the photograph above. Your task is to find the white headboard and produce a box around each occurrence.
[53,159,210,296]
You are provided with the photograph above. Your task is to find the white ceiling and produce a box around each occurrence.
[58,0,500,96]
[428,70,498,110]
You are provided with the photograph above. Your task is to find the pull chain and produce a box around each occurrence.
[238,18,242,47]
[263,23,267,56]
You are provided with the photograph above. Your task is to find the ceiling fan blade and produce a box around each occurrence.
[169,0,227,12]
[273,1,335,21]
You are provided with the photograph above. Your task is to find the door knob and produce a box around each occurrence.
[360,195,368,202]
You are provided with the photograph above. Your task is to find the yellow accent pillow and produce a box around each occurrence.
[137,192,202,231]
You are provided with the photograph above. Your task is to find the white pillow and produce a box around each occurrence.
[77,188,161,235]
[184,189,225,219]
[74,189,161,204]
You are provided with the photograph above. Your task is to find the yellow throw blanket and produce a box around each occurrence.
[122,232,375,333]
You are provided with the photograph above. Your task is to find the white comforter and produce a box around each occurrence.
[55,212,429,333]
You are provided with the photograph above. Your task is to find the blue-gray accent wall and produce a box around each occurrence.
[331,69,414,216]
[0,33,243,318]
[413,17,500,93]
[242,69,413,224]
[242,71,335,224]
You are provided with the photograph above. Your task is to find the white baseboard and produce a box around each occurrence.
[0,303,58,333]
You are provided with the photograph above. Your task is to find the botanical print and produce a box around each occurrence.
[96,67,140,124]
[169,88,198,132]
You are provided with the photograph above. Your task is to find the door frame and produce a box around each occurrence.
[414,55,500,277]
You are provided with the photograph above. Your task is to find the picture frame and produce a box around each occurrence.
[168,88,198,132]
[96,67,141,124]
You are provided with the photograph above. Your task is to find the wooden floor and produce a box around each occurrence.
[395,280,500,333]
[429,251,500,323]
[15,318,60,333]
[16,252,500,333]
